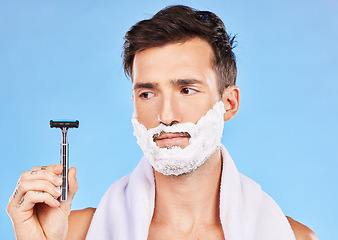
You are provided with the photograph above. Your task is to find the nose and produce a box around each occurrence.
[158,96,180,126]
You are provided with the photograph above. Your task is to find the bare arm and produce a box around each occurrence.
[287,216,319,240]
[66,208,96,240]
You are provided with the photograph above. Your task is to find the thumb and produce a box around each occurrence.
[60,167,78,212]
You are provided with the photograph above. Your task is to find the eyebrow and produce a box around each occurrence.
[133,78,204,90]
[133,82,159,90]
[170,79,204,86]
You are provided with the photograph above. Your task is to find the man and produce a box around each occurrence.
[7,5,318,240]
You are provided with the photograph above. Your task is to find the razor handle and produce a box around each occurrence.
[61,130,69,201]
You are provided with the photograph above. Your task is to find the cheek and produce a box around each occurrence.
[134,102,159,129]
[181,100,215,124]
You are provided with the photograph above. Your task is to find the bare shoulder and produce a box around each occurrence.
[66,207,96,240]
[286,216,319,240]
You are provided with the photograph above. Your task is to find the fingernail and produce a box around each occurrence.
[54,187,62,195]
[53,164,61,171]
[53,176,62,185]
[54,199,60,206]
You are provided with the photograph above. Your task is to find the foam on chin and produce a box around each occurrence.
[131,101,226,176]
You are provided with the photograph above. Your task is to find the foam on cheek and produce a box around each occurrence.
[132,101,226,175]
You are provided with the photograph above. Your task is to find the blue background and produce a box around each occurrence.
[1,0,337,239]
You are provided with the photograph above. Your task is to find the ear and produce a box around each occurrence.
[221,85,240,122]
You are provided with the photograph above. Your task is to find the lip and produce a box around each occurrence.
[153,132,190,142]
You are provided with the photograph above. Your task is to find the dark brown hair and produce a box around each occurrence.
[123,5,237,96]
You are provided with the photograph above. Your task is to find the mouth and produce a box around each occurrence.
[153,131,191,142]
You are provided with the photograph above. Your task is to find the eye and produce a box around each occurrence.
[181,88,197,95]
[139,92,155,99]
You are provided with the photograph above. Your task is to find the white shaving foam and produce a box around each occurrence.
[131,101,226,176]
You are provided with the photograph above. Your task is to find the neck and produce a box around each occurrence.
[151,148,223,231]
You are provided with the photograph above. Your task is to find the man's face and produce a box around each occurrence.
[132,37,221,149]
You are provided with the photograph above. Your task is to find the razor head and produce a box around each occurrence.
[50,120,79,129]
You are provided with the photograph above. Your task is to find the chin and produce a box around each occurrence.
[156,143,189,149]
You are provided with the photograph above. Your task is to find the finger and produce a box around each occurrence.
[68,167,78,201]
[9,188,19,203]
[11,179,62,205]
[16,191,60,212]
[31,164,63,175]
[18,169,63,187]
[60,167,78,210]
[12,169,63,204]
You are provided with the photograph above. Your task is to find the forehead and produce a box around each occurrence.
[132,38,216,84]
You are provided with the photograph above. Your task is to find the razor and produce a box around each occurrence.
[50,120,79,201]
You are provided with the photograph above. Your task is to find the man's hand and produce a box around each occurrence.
[6,164,78,240]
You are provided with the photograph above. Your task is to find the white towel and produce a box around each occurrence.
[86,145,295,240]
